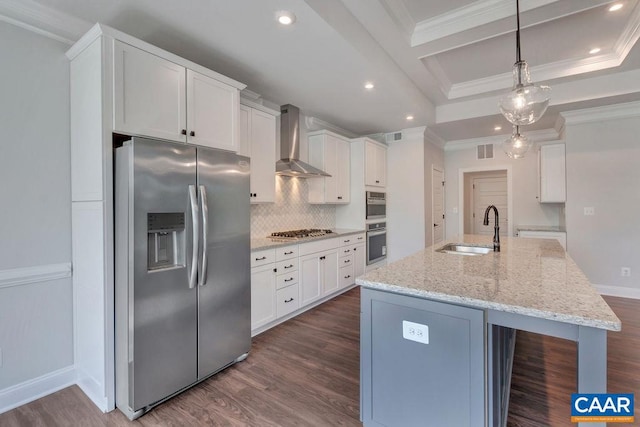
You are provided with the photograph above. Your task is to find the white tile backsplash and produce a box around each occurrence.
[251,176,336,238]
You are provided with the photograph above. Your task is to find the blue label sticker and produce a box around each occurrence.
[571,394,634,423]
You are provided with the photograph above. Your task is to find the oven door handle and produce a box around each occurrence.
[366,200,386,205]
[367,230,387,237]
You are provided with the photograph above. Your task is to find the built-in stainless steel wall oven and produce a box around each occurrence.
[366,191,386,219]
[366,221,387,265]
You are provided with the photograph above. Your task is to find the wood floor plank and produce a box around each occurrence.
[0,288,637,427]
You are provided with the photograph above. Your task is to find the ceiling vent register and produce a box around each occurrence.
[477,144,494,160]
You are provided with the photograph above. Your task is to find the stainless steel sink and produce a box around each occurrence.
[436,243,492,256]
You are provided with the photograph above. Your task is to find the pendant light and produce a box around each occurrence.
[498,0,551,125]
[502,126,532,159]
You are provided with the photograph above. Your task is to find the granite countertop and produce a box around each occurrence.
[357,235,620,331]
[251,228,364,251]
[516,225,567,232]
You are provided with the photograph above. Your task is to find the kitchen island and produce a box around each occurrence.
[357,235,620,427]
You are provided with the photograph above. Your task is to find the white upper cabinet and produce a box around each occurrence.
[113,40,186,142]
[186,69,238,151]
[113,40,239,152]
[539,143,566,203]
[240,103,278,203]
[365,140,387,188]
[308,130,351,204]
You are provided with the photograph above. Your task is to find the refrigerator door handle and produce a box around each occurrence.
[198,185,209,286]
[188,185,199,289]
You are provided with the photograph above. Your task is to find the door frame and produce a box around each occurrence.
[458,165,513,238]
[432,165,445,246]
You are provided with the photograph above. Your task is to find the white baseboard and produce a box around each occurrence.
[0,365,76,414]
[76,369,109,412]
[594,284,640,300]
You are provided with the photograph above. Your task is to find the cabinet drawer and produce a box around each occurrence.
[339,254,354,267]
[276,271,298,290]
[276,284,300,317]
[340,246,354,256]
[299,237,340,256]
[276,258,298,274]
[340,233,365,246]
[251,248,275,268]
[339,264,355,288]
[275,245,298,261]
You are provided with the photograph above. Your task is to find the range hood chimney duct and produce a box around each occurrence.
[276,104,331,178]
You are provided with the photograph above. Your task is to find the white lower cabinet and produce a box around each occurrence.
[276,284,300,318]
[299,248,338,305]
[250,263,277,331]
[353,243,366,278]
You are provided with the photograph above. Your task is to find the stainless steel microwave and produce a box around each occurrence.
[366,191,386,219]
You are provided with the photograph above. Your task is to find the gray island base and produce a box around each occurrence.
[357,235,621,427]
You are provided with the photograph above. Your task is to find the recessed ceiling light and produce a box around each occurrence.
[494,126,502,131]
[406,115,414,121]
[608,3,623,12]
[276,11,296,25]
[589,47,601,55]
[364,82,374,90]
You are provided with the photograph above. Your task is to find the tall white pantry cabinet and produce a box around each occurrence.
[66,24,246,411]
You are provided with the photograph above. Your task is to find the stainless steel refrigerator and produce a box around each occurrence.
[114,137,251,420]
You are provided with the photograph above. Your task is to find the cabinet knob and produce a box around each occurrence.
[375,180,380,183]
[273,268,277,273]
[190,131,195,137]
[337,196,343,200]
[353,248,357,251]
[181,129,187,135]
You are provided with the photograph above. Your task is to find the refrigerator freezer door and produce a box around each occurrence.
[196,149,251,378]
[116,137,199,412]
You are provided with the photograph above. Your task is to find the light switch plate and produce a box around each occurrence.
[402,320,429,344]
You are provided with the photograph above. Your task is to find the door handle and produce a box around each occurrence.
[187,185,199,289]
[198,185,209,286]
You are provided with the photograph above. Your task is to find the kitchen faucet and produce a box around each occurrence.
[483,205,500,252]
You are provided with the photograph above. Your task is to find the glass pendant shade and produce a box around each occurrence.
[502,126,532,159]
[499,61,551,125]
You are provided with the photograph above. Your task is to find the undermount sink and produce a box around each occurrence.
[436,243,492,256]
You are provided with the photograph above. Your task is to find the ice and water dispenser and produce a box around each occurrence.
[147,212,185,271]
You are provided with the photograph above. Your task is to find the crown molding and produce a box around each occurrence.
[0,0,90,45]
[304,116,358,138]
[561,100,640,125]
[379,0,415,39]
[445,2,640,100]
[444,128,560,151]
[411,0,557,47]
[423,127,446,148]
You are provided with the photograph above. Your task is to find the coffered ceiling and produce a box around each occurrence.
[2,0,640,143]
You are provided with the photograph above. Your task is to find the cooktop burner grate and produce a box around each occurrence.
[270,229,334,239]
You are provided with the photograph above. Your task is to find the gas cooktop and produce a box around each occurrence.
[270,229,334,239]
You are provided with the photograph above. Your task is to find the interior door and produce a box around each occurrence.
[432,167,445,245]
[128,138,197,409]
[472,177,508,236]
[196,148,251,378]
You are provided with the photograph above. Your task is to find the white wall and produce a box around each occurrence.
[444,141,563,238]
[0,22,74,408]
[563,104,640,295]
[387,128,426,262]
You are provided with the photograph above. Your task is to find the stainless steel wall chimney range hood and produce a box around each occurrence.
[276,104,331,178]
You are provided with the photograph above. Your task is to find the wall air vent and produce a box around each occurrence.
[385,132,402,143]
[477,144,494,160]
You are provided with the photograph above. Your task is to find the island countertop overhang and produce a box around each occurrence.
[356,235,621,331]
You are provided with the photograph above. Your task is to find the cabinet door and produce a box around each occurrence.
[353,243,366,279]
[238,104,251,157]
[186,69,238,152]
[365,141,386,187]
[323,136,339,201]
[322,249,339,296]
[113,40,186,142]
[336,139,350,203]
[251,264,277,331]
[539,144,566,203]
[300,253,322,306]
[249,109,276,203]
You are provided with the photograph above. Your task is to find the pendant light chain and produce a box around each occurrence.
[516,0,522,84]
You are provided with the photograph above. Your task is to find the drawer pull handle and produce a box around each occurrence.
[284,264,294,269]
[344,249,350,253]
[320,256,326,260]
[284,298,294,303]
[344,259,350,263]
[358,237,363,240]
[344,275,351,279]
[337,196,343,200]
[375,180,380,183]
[344,239,350,243]
[255,256,267,261]
[284,251,294,255]
[284,277,294,282]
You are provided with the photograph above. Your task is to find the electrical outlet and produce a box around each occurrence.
[402,320,429,344]
[584,207,595,216]
[621,267,631,277]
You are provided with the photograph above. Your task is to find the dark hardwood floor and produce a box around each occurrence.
[0,289,637,426]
